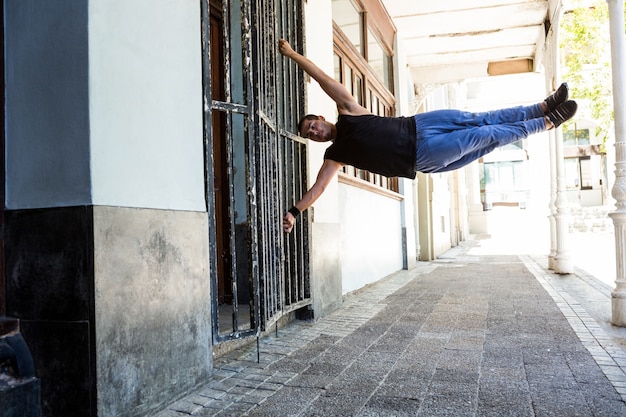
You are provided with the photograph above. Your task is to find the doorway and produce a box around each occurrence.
[208,0,255,339]
[203,0,311,345]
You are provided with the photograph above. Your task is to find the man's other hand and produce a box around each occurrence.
[283,212,295,233]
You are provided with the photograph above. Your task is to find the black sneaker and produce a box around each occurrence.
[547,100,577,129]
[545,83,569,112]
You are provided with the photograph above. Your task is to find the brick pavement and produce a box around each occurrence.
[156,241,626,417]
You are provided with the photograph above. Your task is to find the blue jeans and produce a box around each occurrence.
[414,103,545,173]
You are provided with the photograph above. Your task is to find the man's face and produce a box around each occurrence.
[300,118,332,142]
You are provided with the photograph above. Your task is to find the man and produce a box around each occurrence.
[279,39,577,233]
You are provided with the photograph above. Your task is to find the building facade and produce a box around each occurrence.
[1,1,429,415]
[4,0,606,416]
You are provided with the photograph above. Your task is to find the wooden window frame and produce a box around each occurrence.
[332,2,399,193]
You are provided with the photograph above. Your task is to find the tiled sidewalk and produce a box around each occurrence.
[156,265,436,417]
[524,255,626,402]
[156,243,626,416]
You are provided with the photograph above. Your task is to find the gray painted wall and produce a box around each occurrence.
[5,0,91,209]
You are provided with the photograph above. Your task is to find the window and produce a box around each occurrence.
[481,160,528,208]
[483,161,526,191]
[332,0,362,53]
[367,28,391,91]
[565,156,593,190]
[332,0,397,192]
[332,0,393,91]
[563,126,590,146]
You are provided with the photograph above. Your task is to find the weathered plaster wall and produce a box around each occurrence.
[93,206,211,417]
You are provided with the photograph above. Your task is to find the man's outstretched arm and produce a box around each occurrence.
[283,159,343,233]
[278,39,369,116]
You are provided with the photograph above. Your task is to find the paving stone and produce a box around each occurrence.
[154,242,626,417]
[170,400,203,415]
[359,395,421,417]
[302,393,370,417]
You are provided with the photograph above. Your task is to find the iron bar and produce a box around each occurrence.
[205,0,310,343]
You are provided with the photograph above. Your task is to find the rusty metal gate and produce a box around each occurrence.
[202,0,310,344]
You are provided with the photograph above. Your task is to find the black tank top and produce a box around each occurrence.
[324,114,417,179]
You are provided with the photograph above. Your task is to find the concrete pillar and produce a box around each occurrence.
[605,0,626,326]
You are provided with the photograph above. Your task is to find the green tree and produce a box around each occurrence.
[560,0,613,147]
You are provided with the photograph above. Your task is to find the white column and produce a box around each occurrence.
[605,0,626,326]
[553,125,573,273]
[548,119,558,270]
[547,9,572,274]
[466,162,488,234]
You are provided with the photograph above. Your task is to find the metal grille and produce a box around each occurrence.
[252,0,310,331]
[202,0,310,343]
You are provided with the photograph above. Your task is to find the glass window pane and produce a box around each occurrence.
[229,0,246,105]
[499,163,515,189]
[332,0,362,53]
[483,163,496,189]
[367,28,390,90]
[564,158,580,189]
[354,75,362,104]
[580,157,593,188]
[577,128,590,145]
[334,53,342,83]
[563,129,577,146]
[512,161,526,188]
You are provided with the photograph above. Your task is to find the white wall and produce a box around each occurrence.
[89,0,206,211]
[304,0,345,317]
[339,184,403,293]
[303,0,340,224]
[395,35,419,267]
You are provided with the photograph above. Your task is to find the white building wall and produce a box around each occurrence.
[395,36,419,267]
[303,0,345,316]
[89,0,206,211]
[303,1,415,299]
[302,0,340,225]
[416,86,455,259]
[430,173,453,256]
[339,185,403,294]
